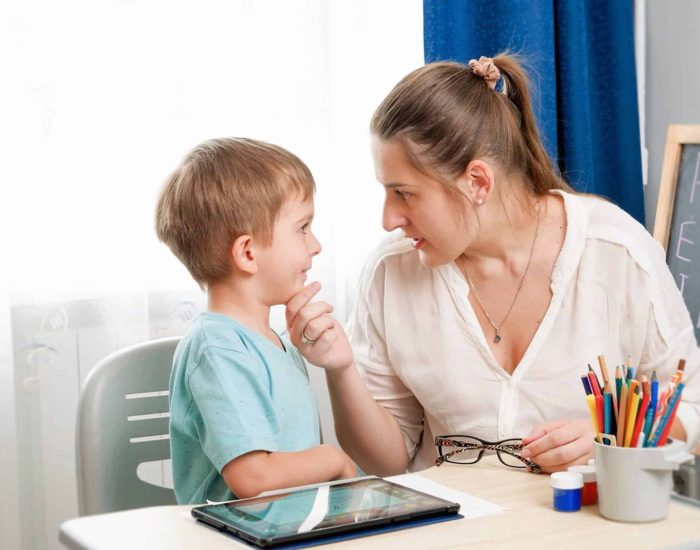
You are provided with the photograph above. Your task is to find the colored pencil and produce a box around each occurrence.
[642,406,655,447]
[586,394,601,443]
[581,375,592,395]
[595,394,604,437]
[588,365,602,397]
[615,366,623,407]
[626,380,639,425]
[630,383,650,447]
[649,383,685,447]
[597,355,611,387]
[617,383,628,445]
[624,385,641,447]
[657,393,683,447]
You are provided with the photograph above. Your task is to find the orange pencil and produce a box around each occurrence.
[617,383,628,445]
[624,385,641,447]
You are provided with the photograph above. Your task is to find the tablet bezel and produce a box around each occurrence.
[191,476,461,547]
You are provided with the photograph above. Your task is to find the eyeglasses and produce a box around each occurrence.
[434,435,541,474]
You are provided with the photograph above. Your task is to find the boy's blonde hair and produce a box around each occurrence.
[155,137,315,288]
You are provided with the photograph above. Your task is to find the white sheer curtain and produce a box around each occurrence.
[0,1,422,548]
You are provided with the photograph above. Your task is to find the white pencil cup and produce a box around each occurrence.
[593,440,693,522]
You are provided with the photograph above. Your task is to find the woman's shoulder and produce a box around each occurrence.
[360,231,418,277]
[354,232,428,301]
[569,192,665,274]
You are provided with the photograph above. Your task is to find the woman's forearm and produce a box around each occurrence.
[325,364,408,475]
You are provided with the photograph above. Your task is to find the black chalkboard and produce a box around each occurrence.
[653,126,700,344]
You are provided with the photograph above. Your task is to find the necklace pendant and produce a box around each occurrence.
[494,330,502,344]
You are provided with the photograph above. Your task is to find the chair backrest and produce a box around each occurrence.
[76,337,180,515]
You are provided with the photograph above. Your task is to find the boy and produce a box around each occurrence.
[155,137,355,504]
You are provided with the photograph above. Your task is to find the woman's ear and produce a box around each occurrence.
[231,234,258,275]
[458,159,496,206]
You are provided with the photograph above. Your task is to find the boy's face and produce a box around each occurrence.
[256,195,321,304]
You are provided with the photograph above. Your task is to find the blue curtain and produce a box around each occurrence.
[424,0,645,224]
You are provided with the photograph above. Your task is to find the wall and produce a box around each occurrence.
[644,0,700,229]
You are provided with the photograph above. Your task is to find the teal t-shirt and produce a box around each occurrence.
[169,312,321,504]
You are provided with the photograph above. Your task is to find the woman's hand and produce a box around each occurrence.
[286,282,353,372]
[520,419,594,473]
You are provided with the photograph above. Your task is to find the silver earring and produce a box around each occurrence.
[476,198,484,206]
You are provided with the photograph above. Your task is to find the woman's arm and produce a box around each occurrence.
[325,364,408,475]
[222,444,356,499]
[285,283,410,475]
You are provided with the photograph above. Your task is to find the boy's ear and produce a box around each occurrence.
[457,159,495,206]
[231,234,258,275]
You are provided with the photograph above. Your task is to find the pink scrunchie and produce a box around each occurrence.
[468,56,500,90]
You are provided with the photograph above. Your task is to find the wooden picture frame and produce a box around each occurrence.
[652,124,700,249]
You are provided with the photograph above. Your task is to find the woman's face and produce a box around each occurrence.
[372,138,472,268]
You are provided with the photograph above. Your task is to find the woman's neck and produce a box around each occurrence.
[461,192,544,271]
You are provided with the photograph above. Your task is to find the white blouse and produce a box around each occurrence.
[349,191,700,472]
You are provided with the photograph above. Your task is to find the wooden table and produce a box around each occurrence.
[59,457,700,549]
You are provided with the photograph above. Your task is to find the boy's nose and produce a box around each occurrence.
[309,232,322,256]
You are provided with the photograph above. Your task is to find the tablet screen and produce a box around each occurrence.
[193,477,459,544]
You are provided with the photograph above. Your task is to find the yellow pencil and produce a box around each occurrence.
[586,394,601,443]
[624,385,641,447]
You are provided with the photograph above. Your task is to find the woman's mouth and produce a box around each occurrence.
[411,238,425,250]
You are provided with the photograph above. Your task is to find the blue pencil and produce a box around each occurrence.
[581,375,592,395]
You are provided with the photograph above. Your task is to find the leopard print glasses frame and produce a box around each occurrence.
[434,435,541,474]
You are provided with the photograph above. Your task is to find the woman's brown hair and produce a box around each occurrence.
[370,54,573,198]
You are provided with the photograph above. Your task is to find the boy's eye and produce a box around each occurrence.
[300,223,309,234]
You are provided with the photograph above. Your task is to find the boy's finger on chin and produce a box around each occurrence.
[297,302,334,329]
[285,282,322,321]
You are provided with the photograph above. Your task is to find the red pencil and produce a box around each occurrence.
[588,368,602,398]
[630,386,650,447]
[595,394,604,435]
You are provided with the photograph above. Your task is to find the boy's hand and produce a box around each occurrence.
[286,282,353,372]
[520,419,594,473]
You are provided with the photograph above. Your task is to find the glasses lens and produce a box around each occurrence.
[438,436,482,464]
[496,439,526,468]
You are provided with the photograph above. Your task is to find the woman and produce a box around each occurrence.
[287,54,700,474]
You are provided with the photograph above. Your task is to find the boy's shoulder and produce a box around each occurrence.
[174,312,251,371]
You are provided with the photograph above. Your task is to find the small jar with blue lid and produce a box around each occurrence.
[550,471,583,512]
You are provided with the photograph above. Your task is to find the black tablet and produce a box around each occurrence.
[191,476,461,548]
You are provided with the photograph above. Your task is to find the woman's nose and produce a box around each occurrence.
[382,201,406,232]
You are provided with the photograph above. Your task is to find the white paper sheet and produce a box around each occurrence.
[386,473,506,519]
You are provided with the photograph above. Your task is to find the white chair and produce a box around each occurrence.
[76,337,180,515]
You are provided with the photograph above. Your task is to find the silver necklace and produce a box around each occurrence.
[462,211,541,344]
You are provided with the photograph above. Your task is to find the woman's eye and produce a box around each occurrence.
[395,190,410,200]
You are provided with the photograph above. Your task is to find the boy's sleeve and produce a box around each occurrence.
[187,347,281,472]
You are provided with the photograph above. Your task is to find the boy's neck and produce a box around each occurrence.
[207,281,282,348]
